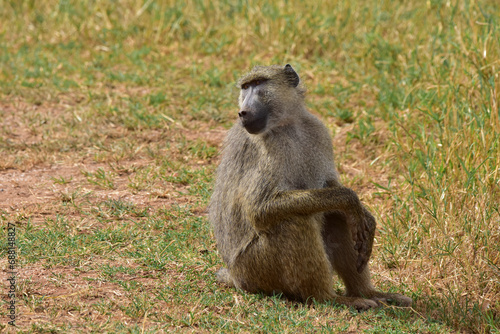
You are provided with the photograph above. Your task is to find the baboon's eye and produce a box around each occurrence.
[241,79,266,90]
[253,79,268,86]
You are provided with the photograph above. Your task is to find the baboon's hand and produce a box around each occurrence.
[324,180,376,272]
[353,208,376,273]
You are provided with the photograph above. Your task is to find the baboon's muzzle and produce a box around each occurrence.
[238,110,268,134]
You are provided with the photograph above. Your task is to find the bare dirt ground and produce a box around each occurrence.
[0,97,228,329]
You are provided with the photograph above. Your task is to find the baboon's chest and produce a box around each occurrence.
[263,146,332,190]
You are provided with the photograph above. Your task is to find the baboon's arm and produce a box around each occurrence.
[249,181,375,273]
[250,186,364,229]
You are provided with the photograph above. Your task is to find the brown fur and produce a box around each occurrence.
[209,65,412,310]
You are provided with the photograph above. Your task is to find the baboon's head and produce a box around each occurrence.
[237,64,305,135]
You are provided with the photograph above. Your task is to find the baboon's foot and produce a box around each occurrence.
[215,267,235,287]
[333,296,379,311]
[368,292,413,307]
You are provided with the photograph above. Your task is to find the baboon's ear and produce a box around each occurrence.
[284,64,300,87]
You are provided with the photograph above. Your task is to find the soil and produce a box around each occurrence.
[0,101,226,329]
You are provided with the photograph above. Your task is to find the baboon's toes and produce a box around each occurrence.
[353,298,379,311]
[393,295,413,307]
[371,293,413,307]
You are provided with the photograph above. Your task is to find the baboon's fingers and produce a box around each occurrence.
[345,202,372,273]
[356,254,367,273]
[351,226,358,241]
[356,240,370,273]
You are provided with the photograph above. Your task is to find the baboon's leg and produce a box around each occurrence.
[322,211,412,307]
[225,232,379,311]
[322,211,375,295]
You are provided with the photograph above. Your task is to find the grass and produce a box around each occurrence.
[0,0,499,332]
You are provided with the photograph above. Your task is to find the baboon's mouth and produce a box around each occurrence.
[241,116,268,134]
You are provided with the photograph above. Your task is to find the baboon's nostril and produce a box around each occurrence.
[238,111,247,118]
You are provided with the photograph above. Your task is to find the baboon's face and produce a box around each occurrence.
[238,79,272,134]
[237,64,301,135]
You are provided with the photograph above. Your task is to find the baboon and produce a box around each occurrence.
[209,64,412,310]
